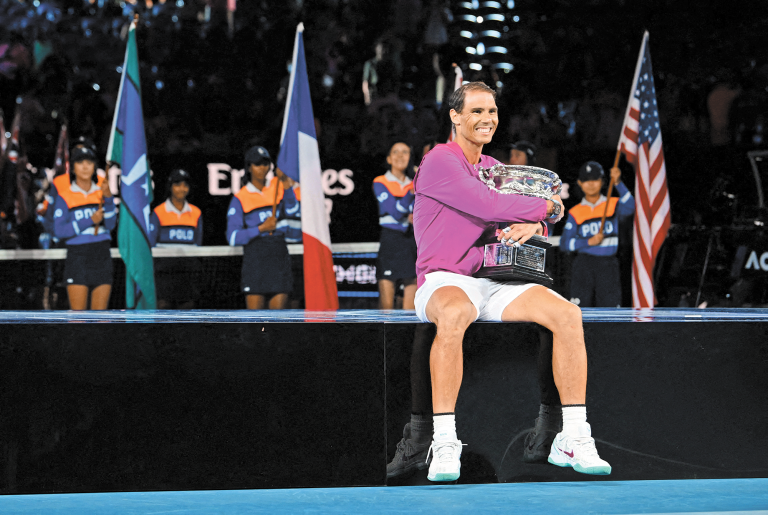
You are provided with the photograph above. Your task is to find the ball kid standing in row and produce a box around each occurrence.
[53,146,116,310]
[149,169,203,309]
[226,145,297,310]
[373,141,417,310]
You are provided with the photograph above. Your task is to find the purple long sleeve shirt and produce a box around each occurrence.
[413,142,548,287]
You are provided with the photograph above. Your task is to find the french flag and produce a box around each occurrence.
[277,23,339,310]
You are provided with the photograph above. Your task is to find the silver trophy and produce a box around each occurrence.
[474,164,562,286]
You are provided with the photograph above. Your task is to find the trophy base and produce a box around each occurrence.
[473,236,554,287]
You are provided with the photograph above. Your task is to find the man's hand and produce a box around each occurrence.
[407,214,414,224]
[100,179,113,198]
[497,223,540,247]
[275,167,295,188]
[259,216,278,233]
[91,208,104,225]
[610,167,621,184]
[588,233,604,246]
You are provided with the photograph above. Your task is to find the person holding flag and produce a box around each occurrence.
[52,146,116,310]
[226,146,297,310]
[560,161,635,307]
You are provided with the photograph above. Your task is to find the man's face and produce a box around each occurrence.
[509,149,528,166]
[249,162,270,183]
[171,181,189,203]
[578,178,603,197]
[450,90,498,147]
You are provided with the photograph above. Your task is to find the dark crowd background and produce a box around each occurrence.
[1,0,768,307]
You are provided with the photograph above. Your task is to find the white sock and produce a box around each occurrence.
[433,413,457,442]
[562,406,588,436]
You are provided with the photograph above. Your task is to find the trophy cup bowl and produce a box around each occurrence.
[477,164,562,199]
[474,164,562,286]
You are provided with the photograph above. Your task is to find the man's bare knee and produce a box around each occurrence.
[433,300,475,336]
[550,299,583,335]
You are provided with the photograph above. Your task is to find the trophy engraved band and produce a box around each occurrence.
[473,164,562,287]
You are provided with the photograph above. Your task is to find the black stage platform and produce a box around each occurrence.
[1,309,767,494]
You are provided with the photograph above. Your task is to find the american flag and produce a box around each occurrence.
[618,32,671,308]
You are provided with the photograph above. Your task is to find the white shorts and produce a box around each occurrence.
[414,271,542,323]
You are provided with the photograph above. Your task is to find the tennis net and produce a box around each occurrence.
[0,243,380,310]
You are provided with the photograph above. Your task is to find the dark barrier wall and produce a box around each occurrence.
[1,313,767,493]
[0,322,386,493]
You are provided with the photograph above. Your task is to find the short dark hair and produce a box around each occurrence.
[448,81,497,115]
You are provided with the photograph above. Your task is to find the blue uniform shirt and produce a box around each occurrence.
[53,179,116,246]
[226,178,298,246]
[149,199,204,247]
[373,171,414,233]
[560,181,635,257]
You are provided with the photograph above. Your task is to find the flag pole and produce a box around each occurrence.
[269,168,282,235]
[598,151,620,234]
[600,31,649,235]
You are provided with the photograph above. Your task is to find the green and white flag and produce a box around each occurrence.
[106,19,156,309]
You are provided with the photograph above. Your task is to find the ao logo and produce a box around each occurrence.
[377,192,388,202]
[744,251,768,271]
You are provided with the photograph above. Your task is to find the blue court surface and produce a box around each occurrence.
[2,479,767,514]
[2,307,768,324]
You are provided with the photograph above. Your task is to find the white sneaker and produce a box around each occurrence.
[426,439,463,481]
[548,423,611,475]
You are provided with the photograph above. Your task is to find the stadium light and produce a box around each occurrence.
[465,47,477,55]
[460,14,477,22]
[460,30,474,38]
[486,46,508,54]
[469,63,483,71]
[482,1,502,8]
[460,1,474,8]
[476,16,484,23]
[480,30,502,38]
[493,63,514,71]
[507,0,515,7]
[476,42,485,55]
[486,14,505,21]
[513,15,520,22]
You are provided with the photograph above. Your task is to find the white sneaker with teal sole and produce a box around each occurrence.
[426,439,463,481]
[548,423,611,475]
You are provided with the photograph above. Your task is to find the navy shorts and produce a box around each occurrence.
[241,235,293,295]
[64,240,113,287]
[376,227,417,282]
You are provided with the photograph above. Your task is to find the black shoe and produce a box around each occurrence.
[387,423,431,478]
[523,417,560,463]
